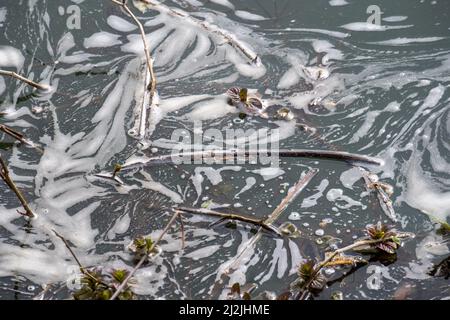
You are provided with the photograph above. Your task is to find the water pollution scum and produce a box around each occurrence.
[178,304,270,317]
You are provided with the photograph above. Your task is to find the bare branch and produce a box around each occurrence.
[0,69,50,91]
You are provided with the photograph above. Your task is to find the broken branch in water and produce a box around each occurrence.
[110,209,181,300]
[0,124,44,153]
[0,69,50,91]
[0,155,35,218]
[135,0,261,65]
[210,168,318,298]
[175,206,282,236]
[111,0,158,139]
[121,149,383,170]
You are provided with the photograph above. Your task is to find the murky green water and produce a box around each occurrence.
[0,0,449,300]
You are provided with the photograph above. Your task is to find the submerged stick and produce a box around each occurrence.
[0,155,35,218]
[175,206,282,236]
[211,168,318,297]
[0,124,44,153]
[0,69,50,91]
[136,0,261,65]
[110,210,181,300]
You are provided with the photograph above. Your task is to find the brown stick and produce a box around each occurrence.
[0,155,35,218]
[0,69,50,91]
[110,210,181,300]
[175,206,282,236]
[0,124,44,153]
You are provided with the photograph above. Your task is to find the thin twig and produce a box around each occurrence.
[136,0,261,65]
[0,69,50,91]
[0,155,35,218]
[111,0,157,140]
[175,206,282,236]
[110,210,181,300]
[111,0,156,98]
[0,124,44,153]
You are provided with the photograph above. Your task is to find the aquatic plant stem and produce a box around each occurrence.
[110,210,181,300]
[0,155,35,218]
[0,69,50,91]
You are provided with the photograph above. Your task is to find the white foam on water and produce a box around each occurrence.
[83,32,122,48]
[235,10,266,21]
[341,22,412,31]
[326,188,366,209]
[301,178,329,208]
[329,0,348,6]
[370,37,445,46]
[382,16,408,22]
[0,46,24,70]
[107,15,138,32]
[235,177,257,198]
[209,0,234,10]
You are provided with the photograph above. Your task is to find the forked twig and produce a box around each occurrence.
[110,210,181,300]
[0,69,50,91]
[0,155,35,218]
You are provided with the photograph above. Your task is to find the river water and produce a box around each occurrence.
[0,0,449,300]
